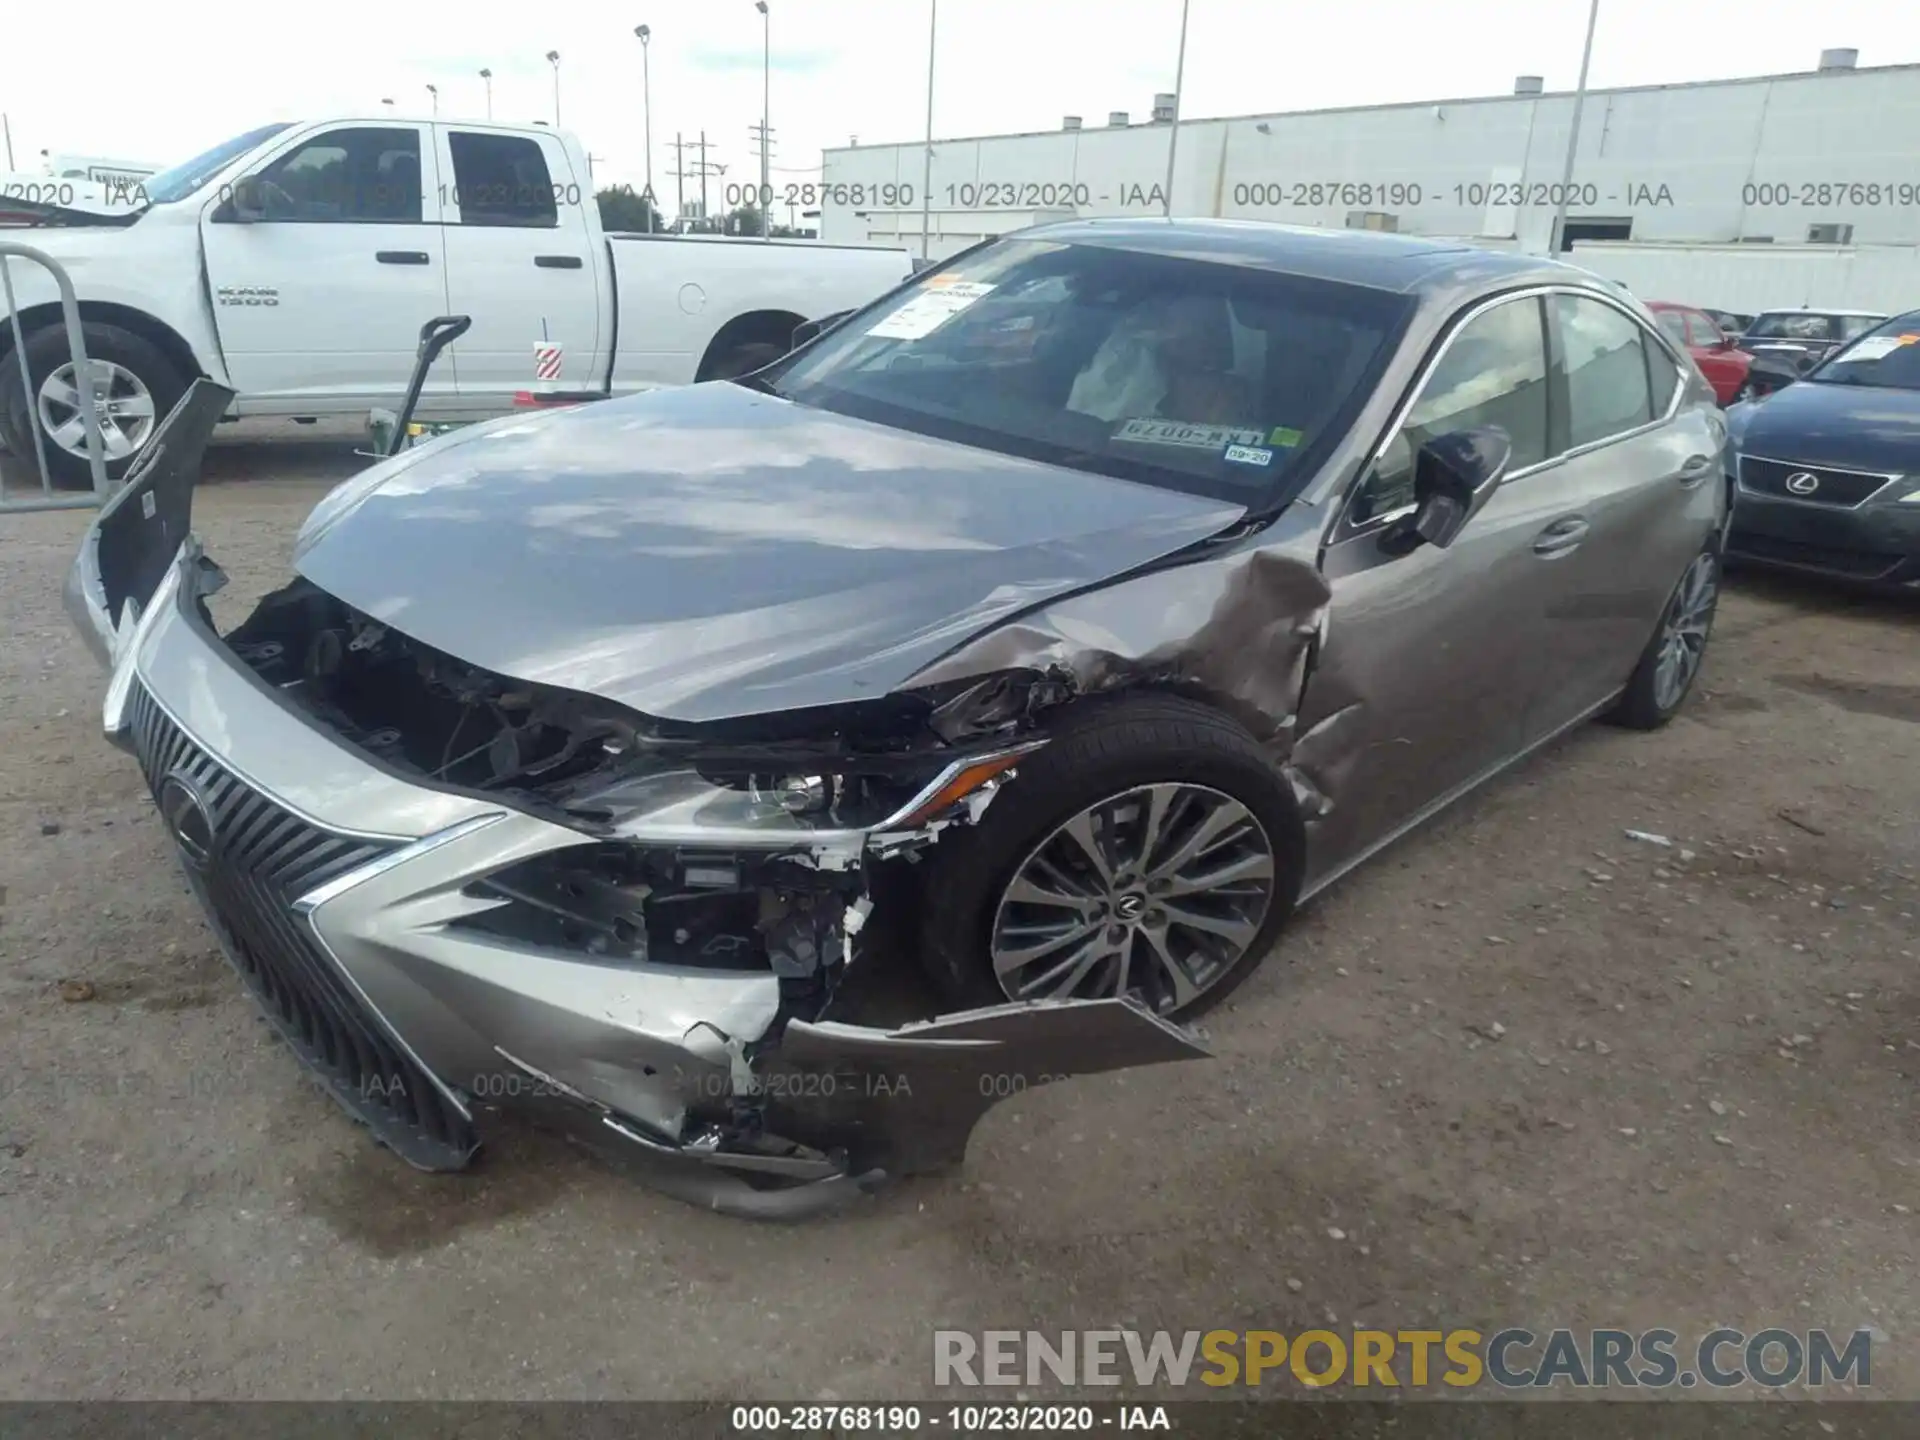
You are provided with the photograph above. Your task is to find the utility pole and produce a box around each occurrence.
[1550,0,1602,255]
[670,132,688,227]
[919,0,936,259]
[749,123,776,235]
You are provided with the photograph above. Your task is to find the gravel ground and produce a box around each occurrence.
[1,442,1916,1401]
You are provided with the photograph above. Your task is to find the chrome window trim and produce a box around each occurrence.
[1735,454,1903,511]
[1331,283,1688,544]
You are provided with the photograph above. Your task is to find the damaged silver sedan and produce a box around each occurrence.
[65,220,1728,1218]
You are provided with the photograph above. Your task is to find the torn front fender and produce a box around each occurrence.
[906,542,1333,759]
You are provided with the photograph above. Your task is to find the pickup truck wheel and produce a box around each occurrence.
[707,341,786,381]
[0,323,186,490]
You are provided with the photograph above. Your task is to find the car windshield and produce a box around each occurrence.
[759,236,1414,505]
[1743,313,1835,340]
[144,123,293,205]
[1806,312,1920,390]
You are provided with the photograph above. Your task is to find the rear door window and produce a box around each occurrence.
[1554,294,1654,449]
[447,131,559,227]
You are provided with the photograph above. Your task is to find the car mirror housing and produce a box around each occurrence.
[1404,427,1512,551]
[224,177,268,223]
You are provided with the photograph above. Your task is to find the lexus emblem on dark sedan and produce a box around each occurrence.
[1785,472,1821,495]
[157,772,215,872]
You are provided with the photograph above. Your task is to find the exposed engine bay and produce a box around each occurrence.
[217,576,1058,1032]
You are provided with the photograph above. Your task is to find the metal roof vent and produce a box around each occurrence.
[1818,48,1858,71]
[1151,93,1176,123]
[1514,75,1544,95]
[1108,111,1130,127]
[1063,115,1083,130]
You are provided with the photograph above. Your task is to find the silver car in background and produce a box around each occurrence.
[66,220,1727,1217]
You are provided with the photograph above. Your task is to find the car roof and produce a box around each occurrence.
[1015,217,1598,296]
[1752,307,1888,318]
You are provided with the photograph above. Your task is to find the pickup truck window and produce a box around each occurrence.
[763,236,1411,506]
[255,127,423,223]
[447,133,559,227]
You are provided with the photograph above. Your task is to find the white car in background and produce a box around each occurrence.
[1,117,913,484]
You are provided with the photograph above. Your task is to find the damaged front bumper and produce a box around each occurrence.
[63,383,1211,1220]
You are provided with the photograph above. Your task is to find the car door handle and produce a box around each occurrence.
[1677,453,1714,488]
[1532,515,1590,558]
[534,255,584,269]
[376,250,431,265]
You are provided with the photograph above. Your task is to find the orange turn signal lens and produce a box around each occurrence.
[890,745,1044,829]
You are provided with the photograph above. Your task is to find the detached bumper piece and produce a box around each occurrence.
[127,682,478,1170]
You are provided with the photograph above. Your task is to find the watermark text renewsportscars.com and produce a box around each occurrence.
[933,1327,1872,1390]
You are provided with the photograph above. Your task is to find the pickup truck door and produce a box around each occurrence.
[198,123,452,407]
[433,125,604,398]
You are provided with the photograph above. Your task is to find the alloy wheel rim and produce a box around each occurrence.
[37,360,155,461]
[1653,551,1718,712]
[988,782,1276,1014]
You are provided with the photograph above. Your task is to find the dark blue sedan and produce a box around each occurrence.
[1725,309,1920,588]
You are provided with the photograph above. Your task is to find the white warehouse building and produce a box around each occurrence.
[819,52,1920,311]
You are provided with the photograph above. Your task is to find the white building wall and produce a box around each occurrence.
[821,64,1920,260]
[1569,241,1920,314]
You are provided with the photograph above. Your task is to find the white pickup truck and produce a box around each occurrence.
[1,116,913,484]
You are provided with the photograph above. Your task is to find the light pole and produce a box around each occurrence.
[425,83,438,116]
[546,50,562,129]
[479,68,493,119]
[755,0,770,240]
[1162,0,1191,218]
[635,25,654,229]
[1549,0,1601,255]
[919,0,936,260]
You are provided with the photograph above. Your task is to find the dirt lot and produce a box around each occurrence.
[1,442,1916,1402]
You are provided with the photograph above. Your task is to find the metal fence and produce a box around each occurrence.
[0,241,112,511]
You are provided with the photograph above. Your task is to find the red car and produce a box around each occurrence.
[1645,301,1756,405]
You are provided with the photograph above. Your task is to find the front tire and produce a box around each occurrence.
[917,696,1304,1021]
[0,322,185,490]
[1605,545,1720,731]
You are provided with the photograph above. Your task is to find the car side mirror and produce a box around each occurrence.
[791,310,854,351]
[222,177,268,223]
[1394,427,1512,552]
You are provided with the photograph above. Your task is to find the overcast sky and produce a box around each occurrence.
[6,0,1919,199]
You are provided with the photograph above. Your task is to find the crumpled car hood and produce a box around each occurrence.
[291,382,1247,722]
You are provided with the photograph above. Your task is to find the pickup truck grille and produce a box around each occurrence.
[128,683,477,1170]
[1738,456,1895,509]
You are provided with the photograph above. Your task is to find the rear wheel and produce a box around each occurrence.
[1605,546,1720,731]
[707,341,786,381]
[917,696,1304,1021]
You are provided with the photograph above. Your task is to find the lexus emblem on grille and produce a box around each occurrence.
[157,771,216,872]
[1784,471,1821,495]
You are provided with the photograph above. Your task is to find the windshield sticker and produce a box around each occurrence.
[1834,336,1905,362]
[1222,443,1276,468]
[1114,418,1265,451]
[1267,425,1304,448]
[865,282,995,340]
